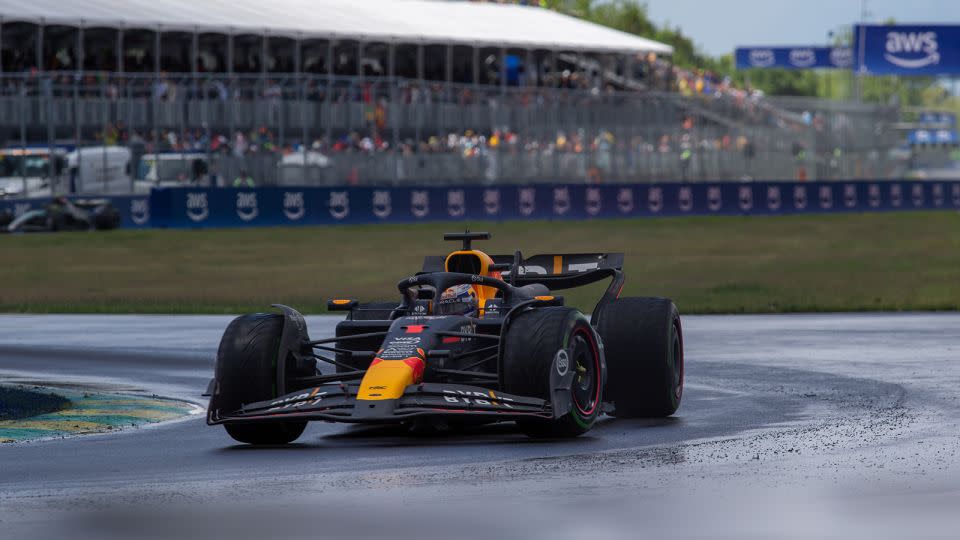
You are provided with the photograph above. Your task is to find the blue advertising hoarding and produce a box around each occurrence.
[3,181,959,231]
[146,181,960,229]
[735,47,853,70]
[918,112,957,126]
[908,129,958,145]
[854,24,960,75]
[910,112,958,145]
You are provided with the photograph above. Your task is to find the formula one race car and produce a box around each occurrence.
[207,232,683,444]
[0,197,120,233]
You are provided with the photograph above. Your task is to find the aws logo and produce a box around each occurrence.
[766,186,781,211]
[789,48,817,68]
[889,183,903,207]
[819,185,833,210]
[553,187,570,215]
[748,49,776,68]
[738,185,753,211]
[932,183,944,207]
[236,192,259,222]
[868,184,881,208]
[519,187,536,216]
[585,187,602,216]
[329,191,349,220]
[843,184,857,208]
[373,190,392,219]
[411,190,429,218]
[678,186,693,212]
[447,189,465,217]
[186,192,209,222]
[283,192,305,221]
[616,188,633,214]
[129,199,149,225]
[483,189,500,215]
[830,47,853,68]
[885,31,939,69]
[707,186,722,212]
[793,185,807,210]
[647,186,663,213]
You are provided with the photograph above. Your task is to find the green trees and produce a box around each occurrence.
[544,0,948,106]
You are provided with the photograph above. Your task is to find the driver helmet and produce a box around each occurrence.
[436,283,479,316]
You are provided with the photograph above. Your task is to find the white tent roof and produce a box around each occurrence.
[0,0,673,55]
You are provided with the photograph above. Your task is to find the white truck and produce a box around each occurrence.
[0,147,67,198]
[65,147,133,194]
[0,146,137,198]
[135,152,213,191]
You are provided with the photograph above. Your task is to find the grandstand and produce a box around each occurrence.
[0,0,670,80]
[0,0,901,193]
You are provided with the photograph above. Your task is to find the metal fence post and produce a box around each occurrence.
[19,79,27,196]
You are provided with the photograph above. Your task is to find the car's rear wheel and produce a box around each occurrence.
[92,205,121,230]
[595,297,683,418]
[503,307,604,438]
[214,313,307,445]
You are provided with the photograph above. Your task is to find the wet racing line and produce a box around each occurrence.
[0,312,956,540]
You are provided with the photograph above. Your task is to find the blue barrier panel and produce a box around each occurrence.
[0,194,152,229]
[5,181,959,231]
[854,25,960,76]
[735,47,853,70]
[147,180,960,229]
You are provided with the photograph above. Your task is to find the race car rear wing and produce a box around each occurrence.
[422,252,624,291]
[423,252,621,274]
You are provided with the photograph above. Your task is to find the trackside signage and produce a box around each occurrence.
[855,24,960,75]
[4,182,957,230]
[735,47,853,70]
[133,180,960,229]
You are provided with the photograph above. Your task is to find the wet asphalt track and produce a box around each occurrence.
[1,313,959,539]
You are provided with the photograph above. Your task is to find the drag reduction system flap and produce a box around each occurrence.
[422,252,623,291]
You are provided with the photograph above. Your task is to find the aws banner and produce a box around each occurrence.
[735,47,853,70]
[147,181,960,229]
[854,24,960,75]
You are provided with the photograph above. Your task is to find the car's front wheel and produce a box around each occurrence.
[503,307,604,438]
[214,313,307,445]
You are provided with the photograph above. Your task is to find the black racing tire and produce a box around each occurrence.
[47,211,66,232]
[215,313,307,445]
[92,206,121,230]
[595,297,683,418]
[503,307,604,438]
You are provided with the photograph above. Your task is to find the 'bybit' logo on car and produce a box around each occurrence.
[885,31,940,69]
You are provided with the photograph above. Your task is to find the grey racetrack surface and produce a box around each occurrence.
[1,313,959,539]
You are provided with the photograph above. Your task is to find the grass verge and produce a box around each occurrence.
[1,211,958,314]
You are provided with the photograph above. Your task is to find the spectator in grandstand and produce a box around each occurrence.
[233,169,255,188]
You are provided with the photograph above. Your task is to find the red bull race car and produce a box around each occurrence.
[207,232,683,444]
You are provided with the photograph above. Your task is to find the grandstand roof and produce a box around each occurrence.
[0,0,673,55]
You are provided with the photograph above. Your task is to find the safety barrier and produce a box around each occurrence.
[0,195,152,229]
[3,180,958,231]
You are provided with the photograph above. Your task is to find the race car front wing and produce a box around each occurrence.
[207,382,555,425]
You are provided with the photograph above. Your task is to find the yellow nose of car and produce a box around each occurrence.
[357,357,425,400]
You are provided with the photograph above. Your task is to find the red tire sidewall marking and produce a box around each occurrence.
[572,325,601,417]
